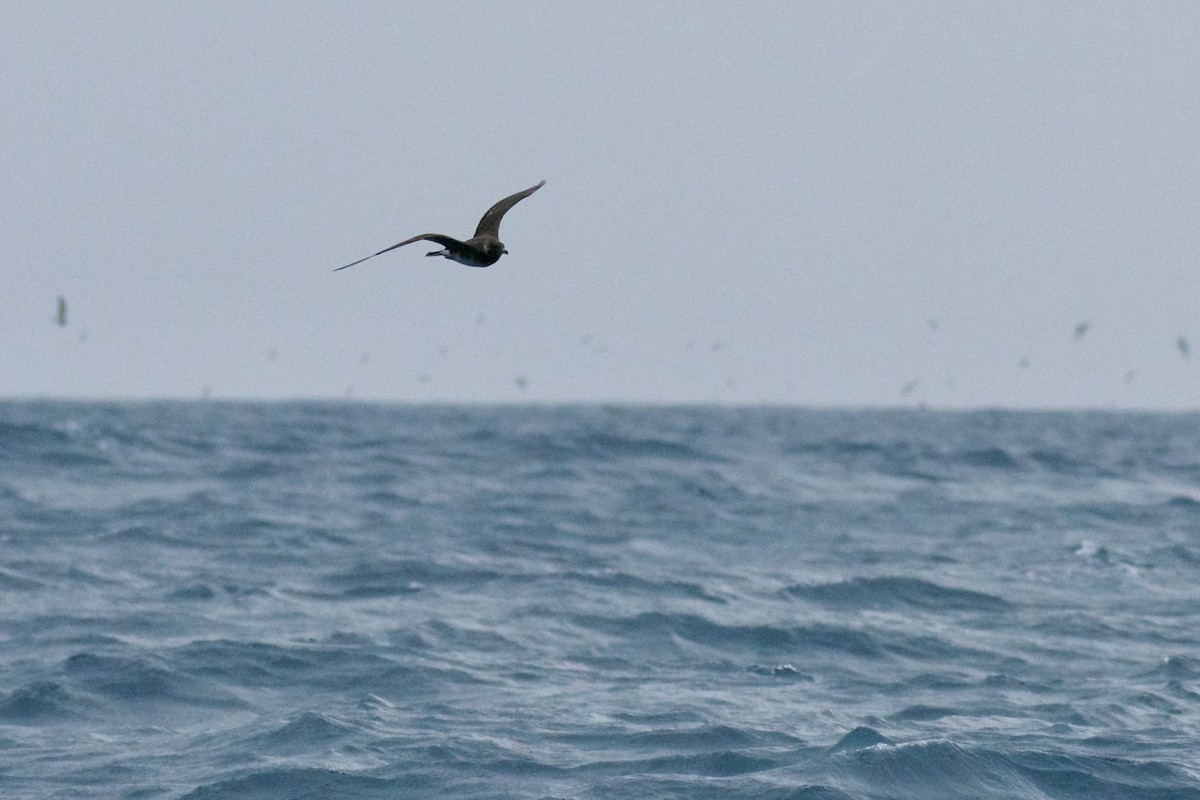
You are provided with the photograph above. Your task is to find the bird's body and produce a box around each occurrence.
[335,181,544,271]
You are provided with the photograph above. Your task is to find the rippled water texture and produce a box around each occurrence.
[2,402,1199,798]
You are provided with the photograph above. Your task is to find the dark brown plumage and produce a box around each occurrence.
[334,181,545,271]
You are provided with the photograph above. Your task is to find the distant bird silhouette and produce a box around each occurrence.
[1178,336,1190,358]
[334,181,545,271]
[1073,321,1091,340]
[55,296,67,327]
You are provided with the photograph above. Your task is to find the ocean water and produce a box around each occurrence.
[1,402,1199,799]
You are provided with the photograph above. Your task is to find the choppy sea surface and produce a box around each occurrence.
[2,402,1200,799]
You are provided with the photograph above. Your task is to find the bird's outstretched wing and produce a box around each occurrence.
[474,181,545,239]
[334,234,462,271]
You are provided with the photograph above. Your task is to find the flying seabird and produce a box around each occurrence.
[334,181,545,271]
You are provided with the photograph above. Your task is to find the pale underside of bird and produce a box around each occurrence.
[334,180,545,271]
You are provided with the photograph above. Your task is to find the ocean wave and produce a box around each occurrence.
[561,569,726,603]
[172,639,461,694]
[5,403,1200,799]
[573,611,886,659]
[63,652,249,710]
[1141,655,1200,681]
[304,557,505,599]
[247,710,359,753]
[828,726,895,753]
[0,679,100,720]
[953,446,1022,470]
[0,565,46,591]
[784,576,1011,612]
[179,767,424,800]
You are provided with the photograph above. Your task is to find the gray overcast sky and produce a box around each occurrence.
[4,2,1199,407]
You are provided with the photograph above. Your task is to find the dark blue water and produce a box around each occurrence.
[2,402,1199,799]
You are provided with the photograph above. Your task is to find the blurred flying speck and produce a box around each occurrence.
[56,296,67,327]
[1177,336,1190,358]
[1073,321,1091,340]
